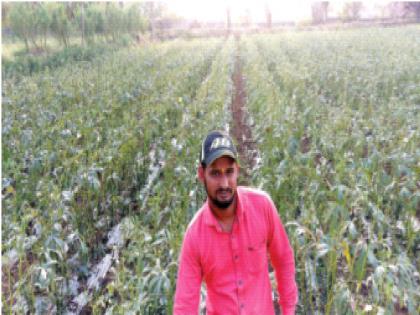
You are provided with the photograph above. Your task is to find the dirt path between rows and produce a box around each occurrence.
[230,39,258,185]
[230,36,282,315]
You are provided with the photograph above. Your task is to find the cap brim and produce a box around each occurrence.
[204,149,236,167]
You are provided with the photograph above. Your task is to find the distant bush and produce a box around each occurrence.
[4,2,149,52]
[2,43,123,77]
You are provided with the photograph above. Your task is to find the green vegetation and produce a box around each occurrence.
[2,37,230,313]
[4,2,147,52]
[2,25,419,314]
[2,42,121,77]
[2,2,151,77]
[242,26,420,314]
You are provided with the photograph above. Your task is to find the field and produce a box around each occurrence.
[2,25,419,314]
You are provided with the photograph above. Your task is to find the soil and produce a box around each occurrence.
[2,251,36,308]
[230,37,281,314]
[230,38,258,185]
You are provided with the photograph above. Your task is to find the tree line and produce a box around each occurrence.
[311,1,420,24]
[2,2,152,52]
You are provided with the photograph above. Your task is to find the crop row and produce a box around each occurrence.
[3,26,419,315]
[2,38,232,314]
[241,26,419,314]
[90,39,236,314]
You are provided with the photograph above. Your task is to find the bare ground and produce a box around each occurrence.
[230,40,258,185]
[230,37,282,314]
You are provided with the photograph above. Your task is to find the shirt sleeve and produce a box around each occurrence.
[266,195,298,315]
[173,228,202,315]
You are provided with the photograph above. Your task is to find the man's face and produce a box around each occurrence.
[200,156,239,210]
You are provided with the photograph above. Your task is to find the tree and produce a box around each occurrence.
[265,4,272,29]
[125,3,147,36]
[141,2,166,40]
[405,2,420,20]
[226,6,232,33]
[341,2,363,21]
[389,2,420,20]
[5,2,150,51]
[8,3,48,52]
[75,3,102,45]
[2,2,11,28]
[312,2,329,24]
[50,4,72,47]
[104,3,124,42]
[9,3,31,51]
[34,3,50,50]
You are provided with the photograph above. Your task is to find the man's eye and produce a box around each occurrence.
[210,171,220,176]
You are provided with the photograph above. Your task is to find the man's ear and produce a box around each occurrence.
[235,162,240,173]
[197,165,205,183]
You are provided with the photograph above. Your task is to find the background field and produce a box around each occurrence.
[2,25,419,314]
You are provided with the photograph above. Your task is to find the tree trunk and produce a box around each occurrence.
[61,31,68,48]
[81,4,85,46]
[30,37,40,51]
[24,38,30,52]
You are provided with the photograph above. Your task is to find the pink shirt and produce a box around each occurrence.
[174,186,298,315]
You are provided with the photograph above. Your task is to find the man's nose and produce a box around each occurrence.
[219,174,229,187]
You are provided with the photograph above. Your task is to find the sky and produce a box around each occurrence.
[163,0,394,23]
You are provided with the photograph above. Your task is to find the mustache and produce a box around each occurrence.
[216,188,233,194]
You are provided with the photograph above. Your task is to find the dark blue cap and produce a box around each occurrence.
[201,130,238,166]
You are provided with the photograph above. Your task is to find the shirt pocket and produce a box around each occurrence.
[247,238,267,274]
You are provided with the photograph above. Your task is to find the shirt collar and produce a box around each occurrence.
[203,186,245,228]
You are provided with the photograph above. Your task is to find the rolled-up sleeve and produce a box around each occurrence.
[173,229,202,315]
[266,196,298,315]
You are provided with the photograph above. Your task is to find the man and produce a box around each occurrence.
[174,130,298,315]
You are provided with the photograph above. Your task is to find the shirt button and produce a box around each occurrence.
[240,303,245,308]
[238,280,243,286]
[234,255,239,260]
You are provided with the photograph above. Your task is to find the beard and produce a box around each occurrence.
[204,181,235,209]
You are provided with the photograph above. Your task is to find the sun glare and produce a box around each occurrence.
[165,0,313,23]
